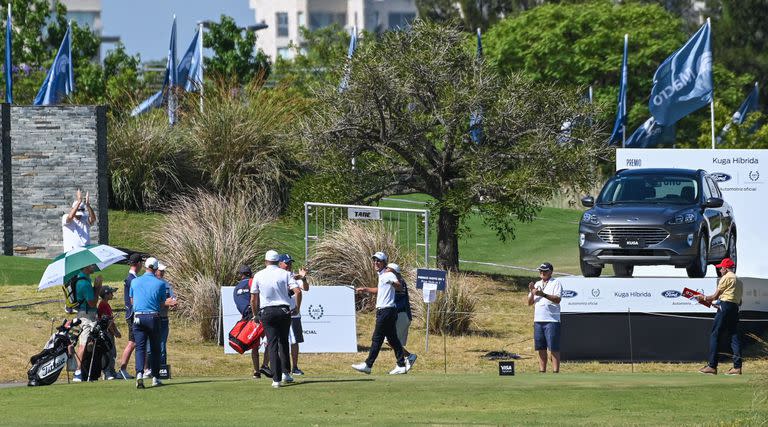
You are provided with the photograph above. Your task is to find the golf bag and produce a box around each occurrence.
[80,316,114,381]
[27,319,81,386]
[228,319,264,354]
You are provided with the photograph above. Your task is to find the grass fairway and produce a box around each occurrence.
[0,373,762,425]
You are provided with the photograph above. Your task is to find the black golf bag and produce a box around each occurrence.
[80,316,114,381]
[27,319,81,386]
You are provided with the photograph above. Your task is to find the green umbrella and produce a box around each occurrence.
[38,244,127,291]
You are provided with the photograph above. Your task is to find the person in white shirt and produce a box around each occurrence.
[351,251,408,375]
[527,262,563,373]
[250,250,295,388]
[62,190,96,252]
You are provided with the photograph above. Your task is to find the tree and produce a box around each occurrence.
[203,15,270,84]
[301,21,609,270]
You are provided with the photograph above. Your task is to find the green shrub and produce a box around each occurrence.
[152,189,278,340]
[413,271,477,335]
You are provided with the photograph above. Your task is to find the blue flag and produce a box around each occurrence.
[178,26,203,92]
[609,34,629,146]
[5,4,12,104]
[338,26,357,93]
[469,28,483,144]
[34,24,74,105]
[649,20,713,126]
[625,117,676,148]
[130,89,164,116]
[732,82,759,125]
[167,16,177,125]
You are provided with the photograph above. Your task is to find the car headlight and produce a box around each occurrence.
[581,212,600,225]
[667,211,696,225]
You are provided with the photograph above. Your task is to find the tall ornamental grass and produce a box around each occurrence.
[413,271,477,335]
[153,189,278,340]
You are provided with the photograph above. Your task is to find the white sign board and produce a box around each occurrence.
[617,149,767,279]
[348,207,381,220]
[221,285,358,354]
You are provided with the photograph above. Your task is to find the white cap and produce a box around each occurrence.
[72,200,85,216]
[157,263,167,271]
[144,257,159,270]
[371,251,388,262]
[386,263,400,274]
[265,250,280,262]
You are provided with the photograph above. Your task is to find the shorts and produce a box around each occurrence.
[396,312,411,346]
[77,311,98,346]
[126,317,135,342]
[534,322,561,352]
[289,317,304,345]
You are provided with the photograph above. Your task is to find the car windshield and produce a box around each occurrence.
[597,174,699,204]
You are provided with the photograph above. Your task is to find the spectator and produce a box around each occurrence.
[97,286,121,380]
[62,190,96,252]
[351,251,408,375]
[71,264,102,382]
[387,263,417,371]
[116,253,142,380]
[250,250,294,388]
[130,257,176,389]
[233,264,262,379]
[697,257,743,375]
[278,254,309,376]
[527,262,562,373]
[146,262,176,374]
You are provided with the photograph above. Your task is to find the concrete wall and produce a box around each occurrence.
[0,104,108,258]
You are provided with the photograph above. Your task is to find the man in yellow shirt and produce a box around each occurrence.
[696,258,743,375]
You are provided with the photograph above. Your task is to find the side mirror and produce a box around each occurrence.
[703,197,724,208]
[581,196,594,208]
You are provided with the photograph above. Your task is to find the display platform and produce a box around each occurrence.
[559,275,768,361]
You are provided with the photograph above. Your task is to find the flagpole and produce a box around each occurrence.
[707,18,716,149]
[198,22,204,114]
[622,34,628,148]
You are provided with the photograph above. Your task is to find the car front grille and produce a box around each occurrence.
[597,227,669,245]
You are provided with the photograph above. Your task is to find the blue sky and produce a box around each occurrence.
[102,0,255,62]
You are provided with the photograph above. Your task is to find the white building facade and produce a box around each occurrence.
[249,0,417,60]
[57,0,102,35]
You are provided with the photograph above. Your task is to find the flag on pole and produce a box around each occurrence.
[130,89,164,116]
[178,25,203,92]
[717,82,760,143]
[625,117,676,148]
[167,15,178,125]
[649,21,712,126]
[33,23,73,105]
[338,26,357,93]
[609,34,629,146]
[5,4,12,104]
[469,28,483,144]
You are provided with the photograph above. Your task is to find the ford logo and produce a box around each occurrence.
[710,172,731,182]
[662,290,682,298]
[562,290,578,298]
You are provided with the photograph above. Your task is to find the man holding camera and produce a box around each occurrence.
[527,262,562,373]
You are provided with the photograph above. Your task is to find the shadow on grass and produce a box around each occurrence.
[284,378,375,387]
[463,271,533,291]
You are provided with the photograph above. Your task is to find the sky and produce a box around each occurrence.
[101,0,256,62]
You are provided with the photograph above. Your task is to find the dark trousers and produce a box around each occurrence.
[133,314,161,378]
[261,305,291,382]
[708,301,742,369]
[365,307,405,368]
[147,317,170,366]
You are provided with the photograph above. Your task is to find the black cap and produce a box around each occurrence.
[237,264,252,276]
[99,286,118,298]
[128,253,143,264]
[537,262,554,272]
[278,254,294,264]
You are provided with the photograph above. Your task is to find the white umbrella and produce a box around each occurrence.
[38,244,127,291]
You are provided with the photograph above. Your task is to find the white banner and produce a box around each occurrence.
[348,207,381,220]
[221,285,357,354]
[617,149,767,279]
[561,276,768,313]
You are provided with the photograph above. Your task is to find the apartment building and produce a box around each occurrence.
[249,0,417,60]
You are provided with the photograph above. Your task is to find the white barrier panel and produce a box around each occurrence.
[221,285,357,354]
[561,276,768,313]
[617,149,767,279]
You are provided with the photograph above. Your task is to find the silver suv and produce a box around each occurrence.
[579,168,736,278]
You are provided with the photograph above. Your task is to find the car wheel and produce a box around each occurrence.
[686,233,708,278]
[613,264,634,277]
[580,258,602,277]
[726,232,737,270]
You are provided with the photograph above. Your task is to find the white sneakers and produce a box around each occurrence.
[389,365,407,375]
[351,362,372,374]
[152,377,163,387]
[282,373,294,383]
[406,354,418,371]
[271,381,281,388]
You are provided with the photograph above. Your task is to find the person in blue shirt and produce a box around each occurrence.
[130,257,176,388]
[389,263,417,371]
[233,264,262,379]
[145,263,177,373]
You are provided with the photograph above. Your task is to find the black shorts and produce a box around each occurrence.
[126,317,135,342]
[290,317,304,344]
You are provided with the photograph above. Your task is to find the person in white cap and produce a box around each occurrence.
[62,189,96,252]
[250,250,295,388]
[145,262,176,376]
[351,252,408,375]
[527,262,562,373]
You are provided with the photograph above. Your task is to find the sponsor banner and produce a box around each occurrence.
[348,207,381,220]
[617,149,767,279]
[561,276,768,313]
[222,286,357,354]
[416,268,447,290]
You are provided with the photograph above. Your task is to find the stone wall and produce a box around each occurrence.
[0,104,108,258]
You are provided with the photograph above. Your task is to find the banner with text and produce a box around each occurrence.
[617,149,767,279]
[221,285,358,354]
